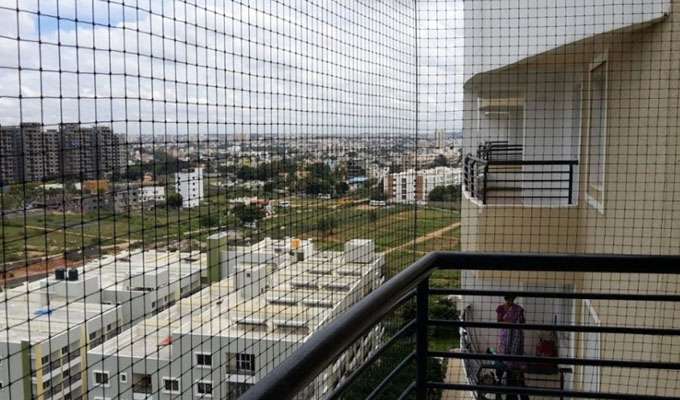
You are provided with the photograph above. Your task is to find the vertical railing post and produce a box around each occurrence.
[482,163,489,205]
[415,279,429,400]
[568,163,574,204]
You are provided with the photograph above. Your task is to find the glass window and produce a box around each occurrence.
[587,59,607,209]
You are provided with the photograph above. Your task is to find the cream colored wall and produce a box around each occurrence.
[462,1,680,395]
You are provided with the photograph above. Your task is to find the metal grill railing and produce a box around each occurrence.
[242,252,680,400]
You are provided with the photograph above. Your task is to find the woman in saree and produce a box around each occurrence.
[496,295,529,400]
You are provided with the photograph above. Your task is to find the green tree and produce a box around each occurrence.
[233,204,264,225]
[389,164,402,174]
[316,215,337,239]
[335,181,350,196]
[431,154,449,167]
[199,214,219,228]
[166,192,183,208]
[427,185,461,202]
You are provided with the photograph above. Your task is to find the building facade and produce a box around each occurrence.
[385,166,460,203]
[175,167,204,208]
[461,0,679,396]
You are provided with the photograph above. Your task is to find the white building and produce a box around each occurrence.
[175,167,204,208]
[26,249,205,328]
[0,291,120,400]
[87,239,384,399]
[385,166,461,203]
[140,185,166,204]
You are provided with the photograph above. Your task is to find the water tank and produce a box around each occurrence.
[68,268,78,281]
[55,268,65,280]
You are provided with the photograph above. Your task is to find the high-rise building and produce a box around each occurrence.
[434,129,446,149]
[175,167,204,208]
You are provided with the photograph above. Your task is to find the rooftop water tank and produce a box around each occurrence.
[68,268,78,281]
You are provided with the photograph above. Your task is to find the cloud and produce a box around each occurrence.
[0,0,463,136]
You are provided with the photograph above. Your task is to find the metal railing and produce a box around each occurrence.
[463,155,578,205]
[476,141,523,162]
[241,252,680,400]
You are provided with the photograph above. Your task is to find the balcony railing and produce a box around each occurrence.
[476,141,523,162]
[463,155,578,205]
[241,252,680,400]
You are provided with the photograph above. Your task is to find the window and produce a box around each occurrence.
[586,53,608,212]
[227,353,255,374]
[119,372,127,383]
[195,352,212,367]
[41,355,49,365]
[163,378,180,394]
[93,371,110,386]
[89,331,97,340]
[195,381,213,397]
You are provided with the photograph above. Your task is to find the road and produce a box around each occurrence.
[384,221,461,255]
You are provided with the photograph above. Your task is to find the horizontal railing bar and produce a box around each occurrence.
[484,195,572,199]
[430,351,680,370]
[428,382,678,400]
[487,187,569,191]
[487,170,574,174]
[365,351,416,400]
[242,252,680,400]
[487,179,571,182]
[432,320,680,335]
[429,288,680,302]
[395,382,415,400]
[488,160,579,166]
[327,319,416,400]
[433,253,680,273]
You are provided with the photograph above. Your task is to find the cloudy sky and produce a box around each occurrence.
[0,0,462,137]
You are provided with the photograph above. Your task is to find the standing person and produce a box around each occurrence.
[496,295,529,400]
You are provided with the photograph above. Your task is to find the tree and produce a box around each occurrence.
[427,185,461,202]
[233,204,264,225]
[431,154,449,167]
[304,178,332,195]
[316,216,337,239]
[335,181,349,196]
[199,214,219,228]
[166,192,183,208]
[389,164,402,174]
[368,211,378,224]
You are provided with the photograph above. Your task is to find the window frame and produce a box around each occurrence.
[162,377,181,394]
[585,52,608,213]
[195,380,213,397]
[93,370,110,387]
[195,352,212,368]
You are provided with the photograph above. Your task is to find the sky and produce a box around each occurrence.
[0,0,463,137]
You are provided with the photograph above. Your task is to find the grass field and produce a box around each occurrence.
[0,200,461,269]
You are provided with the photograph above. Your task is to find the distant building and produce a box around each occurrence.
[0,123,61,184]
[0,123,126,185]
[385,166,460,203]
[434,129,446,149]
[175,167,204,208]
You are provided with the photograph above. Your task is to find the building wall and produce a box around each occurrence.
[463,0,670,80]
[462,2,680,396]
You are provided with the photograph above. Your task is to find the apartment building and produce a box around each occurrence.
[0,290,120,400]
[175,167,204,208]
[61,124,126,181]
[0,124,126,185]
[0,123,61,184]
[461,0,680,396]
[87,239,384,399]
[385,166,461,204]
